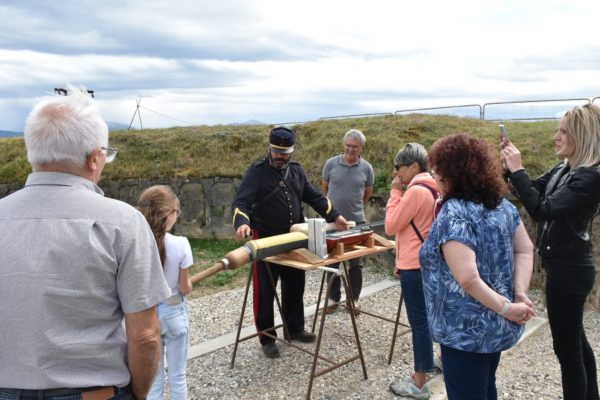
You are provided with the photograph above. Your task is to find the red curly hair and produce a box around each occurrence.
[428,133,507,209]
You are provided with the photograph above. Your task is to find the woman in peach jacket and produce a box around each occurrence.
[385,143,439,399]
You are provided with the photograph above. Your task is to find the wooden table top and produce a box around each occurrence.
[264,233,394,271]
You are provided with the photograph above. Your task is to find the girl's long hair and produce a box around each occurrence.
[138,185,180,266]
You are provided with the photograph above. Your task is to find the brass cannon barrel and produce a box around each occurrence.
[190,232,309,284]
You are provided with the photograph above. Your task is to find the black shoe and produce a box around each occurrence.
[262,342,280,358]
[350,307,361,316]
[285,330,316,343]
[346,298,361,316]
[324,300,339,314]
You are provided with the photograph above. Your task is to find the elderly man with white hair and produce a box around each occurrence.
[0,86,171,400]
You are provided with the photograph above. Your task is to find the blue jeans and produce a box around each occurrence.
[147,298,189,400]
[400,269,434,373]
[0,386,133,400]
[441,345,501,400]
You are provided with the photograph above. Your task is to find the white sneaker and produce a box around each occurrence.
[389,377,430,399]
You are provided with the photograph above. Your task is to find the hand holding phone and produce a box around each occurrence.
[498,124,509,145]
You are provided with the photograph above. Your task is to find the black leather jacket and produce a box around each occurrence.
[509,162,600,260]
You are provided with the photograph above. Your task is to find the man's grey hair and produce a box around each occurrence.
[343,129,366,146]
[394,143,428,172]
[24,85,108,168]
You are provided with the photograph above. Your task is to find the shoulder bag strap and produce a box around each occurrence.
[410,220,425,243]
[251,166,290,212]
[408,182,439,243]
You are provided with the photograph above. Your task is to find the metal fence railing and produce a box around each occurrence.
[319,112,393,121]
[272,97,600,127]
[394,104,482,119]
[482,98,590,121]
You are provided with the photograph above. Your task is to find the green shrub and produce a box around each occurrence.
[0,115,559,188]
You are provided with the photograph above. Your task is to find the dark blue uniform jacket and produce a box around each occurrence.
[232,158,340,237]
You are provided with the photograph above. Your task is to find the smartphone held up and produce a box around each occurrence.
[498,124,509,145]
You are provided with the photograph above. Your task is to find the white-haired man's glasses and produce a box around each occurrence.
[100,146,118,163]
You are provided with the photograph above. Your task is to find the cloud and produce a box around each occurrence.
[0,50,256,95]
[2,0,600,131]
[0,1,332,61]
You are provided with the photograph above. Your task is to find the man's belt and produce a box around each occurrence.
[0,386,117,400]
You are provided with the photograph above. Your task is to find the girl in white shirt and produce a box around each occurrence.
[138,185,193,400]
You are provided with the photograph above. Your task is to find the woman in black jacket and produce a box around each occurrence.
[501,103,600,400]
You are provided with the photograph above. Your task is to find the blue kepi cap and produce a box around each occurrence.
[269,127,295,153]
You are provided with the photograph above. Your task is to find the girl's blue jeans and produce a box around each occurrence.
[147,298,189,400]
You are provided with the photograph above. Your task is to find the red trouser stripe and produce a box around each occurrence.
[251,229,261,339]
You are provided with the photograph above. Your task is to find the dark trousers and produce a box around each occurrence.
[252,259,306,345]
[326,257,362,302]
[440,345,501,400]
[544,259,599,400]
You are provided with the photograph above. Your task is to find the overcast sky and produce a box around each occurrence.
[1,0,600,131]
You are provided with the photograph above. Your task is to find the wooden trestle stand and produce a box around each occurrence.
[229,232,408,399]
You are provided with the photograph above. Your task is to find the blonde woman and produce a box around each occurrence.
[138,186,193,400]
[502,103,600,400]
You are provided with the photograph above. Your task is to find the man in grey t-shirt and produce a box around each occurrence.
[0,86,170,400]
[321,129,374,314]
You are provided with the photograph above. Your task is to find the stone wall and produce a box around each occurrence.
[98,177,239,238]
[1,177,599,309]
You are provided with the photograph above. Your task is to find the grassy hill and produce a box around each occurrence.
[0,114,560,190]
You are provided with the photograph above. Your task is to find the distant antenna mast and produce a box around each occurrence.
[128,96,143,130]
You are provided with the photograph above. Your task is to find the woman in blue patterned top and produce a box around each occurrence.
[419,134,535,400]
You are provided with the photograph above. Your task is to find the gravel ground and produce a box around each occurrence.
[184,264,600,400]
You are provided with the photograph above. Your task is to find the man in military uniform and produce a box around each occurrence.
[232,127,349,358]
